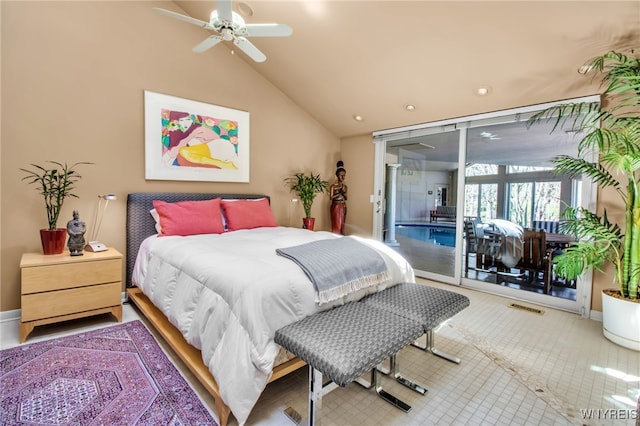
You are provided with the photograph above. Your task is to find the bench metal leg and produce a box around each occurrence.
[413,329,461,364]
[285,364,413,426]
[308,367,323,426]
[388,355,428,395]
[284,367,326,426]
[355,361,413,412]
[376,355,428,395]
[373,365,412,413]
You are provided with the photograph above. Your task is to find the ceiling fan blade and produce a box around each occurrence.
[215,0,233,23]
[244,24,293,37]
[193,35,223,53]
[153,8,213,30]
[233,37,266,63]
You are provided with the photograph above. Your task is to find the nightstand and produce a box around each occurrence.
[19,247,123,342]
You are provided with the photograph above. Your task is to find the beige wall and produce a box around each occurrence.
[0,1,615,315]
[590,183,622,312]
[1,1,341,311]
[339,134,376,237]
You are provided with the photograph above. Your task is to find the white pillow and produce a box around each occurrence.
[150,208,162,234]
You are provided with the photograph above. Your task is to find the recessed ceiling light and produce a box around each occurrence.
[404,104,416,111]
[236,2,254,17]
[476,86,491,96]
[353,115,364,121]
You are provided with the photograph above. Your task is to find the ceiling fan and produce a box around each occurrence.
[153,0,292,63]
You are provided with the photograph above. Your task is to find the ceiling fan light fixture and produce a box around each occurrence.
[154,1,291,63]
[210,10,245,27]
[221,28,234,41]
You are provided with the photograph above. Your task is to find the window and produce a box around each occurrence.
[464,183,498,222]
[508,182,533,227]
[465,163,498,177]
[507,165,553,174]
[507,181,561,227]
[533,181,561,221]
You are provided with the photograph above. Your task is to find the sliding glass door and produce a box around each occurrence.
[373,96,598,314]
[383,128,461,281]
[462,117,588,312]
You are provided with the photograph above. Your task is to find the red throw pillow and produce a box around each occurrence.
[221,198,277,231]
[152,198,225,236]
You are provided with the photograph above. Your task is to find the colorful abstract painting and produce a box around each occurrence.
[145,91,250,182]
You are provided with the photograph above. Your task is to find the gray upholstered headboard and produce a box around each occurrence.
[126,193,270,288]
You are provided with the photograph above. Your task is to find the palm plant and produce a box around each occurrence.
[284,172,329,218]
[528,50,639,300]
[21,161,92,230]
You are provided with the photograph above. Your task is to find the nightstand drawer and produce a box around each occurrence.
[21,281,121,322]
[21,258,121,294]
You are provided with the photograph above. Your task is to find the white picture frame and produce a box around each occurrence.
[144,90,250,182]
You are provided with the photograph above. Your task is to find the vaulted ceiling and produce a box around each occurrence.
[170,1,639,139]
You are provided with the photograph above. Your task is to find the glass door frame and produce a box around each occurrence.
[373,124,463,286]
[372,95,599,316]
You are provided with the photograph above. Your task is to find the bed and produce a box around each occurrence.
[125,192,415,425]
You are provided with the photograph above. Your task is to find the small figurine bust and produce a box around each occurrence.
[67,210,86,256]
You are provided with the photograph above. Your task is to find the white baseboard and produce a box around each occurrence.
[590,310,603,322]
[0,309,20,323]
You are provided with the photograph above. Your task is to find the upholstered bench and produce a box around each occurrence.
[362,282,470,364]
[275,301,424,425]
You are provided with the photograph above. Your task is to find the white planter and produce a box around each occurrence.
[602,290,640,351]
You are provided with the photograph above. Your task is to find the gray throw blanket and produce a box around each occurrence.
[276,237,391,304]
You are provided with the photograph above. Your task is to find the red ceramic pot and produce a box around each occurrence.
[302,217,315,231]
[40,228,67,255]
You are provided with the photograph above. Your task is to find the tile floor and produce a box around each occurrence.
[2,279,638,426]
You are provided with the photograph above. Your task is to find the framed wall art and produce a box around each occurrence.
[144,90,250,182]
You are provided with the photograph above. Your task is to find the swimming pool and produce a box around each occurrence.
[395,224,456,247]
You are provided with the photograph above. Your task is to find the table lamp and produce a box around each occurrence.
[85,194,117,252]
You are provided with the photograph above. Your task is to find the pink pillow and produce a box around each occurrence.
[221,198,277,231]
[152,198,224,236]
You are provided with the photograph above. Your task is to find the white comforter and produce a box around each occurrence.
[132,226,414,425]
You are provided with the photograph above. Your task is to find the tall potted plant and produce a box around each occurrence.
[284,172,329,230]
[528,50,639,350]
[21,161,91,254]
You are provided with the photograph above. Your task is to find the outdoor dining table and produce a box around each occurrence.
[545,232,576,250]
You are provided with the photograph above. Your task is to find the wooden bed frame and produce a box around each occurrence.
[125,193,306,426]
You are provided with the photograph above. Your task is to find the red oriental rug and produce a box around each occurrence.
[0,320,217,425]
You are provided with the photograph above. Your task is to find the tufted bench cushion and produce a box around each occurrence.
[362,282,470,331]
[362,282,470,364]
[275,301,423,387]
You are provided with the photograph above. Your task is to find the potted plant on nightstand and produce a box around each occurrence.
[285,172,329,230]
[21,161,92,254]
[528,50,639,350]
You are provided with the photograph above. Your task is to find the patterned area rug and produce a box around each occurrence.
[0,320,217,425]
